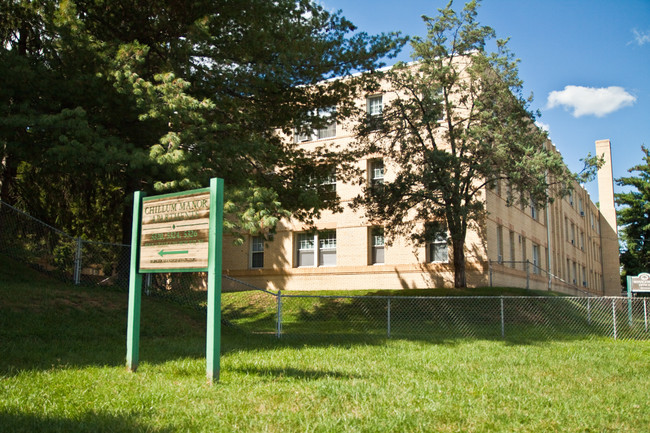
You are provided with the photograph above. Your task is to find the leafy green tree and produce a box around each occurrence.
[616,146,650,280]
[0,0,404,244]
[350,0,577,288]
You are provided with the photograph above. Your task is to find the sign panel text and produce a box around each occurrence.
[139,189,210,272]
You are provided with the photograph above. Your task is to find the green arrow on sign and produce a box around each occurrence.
[158,249,189,257]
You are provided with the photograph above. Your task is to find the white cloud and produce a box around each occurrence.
[535,121,550,133]
[546,85,636,117]
[631,29,650,46]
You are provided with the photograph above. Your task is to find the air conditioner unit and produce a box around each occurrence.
[571,239,574,245]
[582,281,588,287]
[573,279,577,285]
[580,211,585,217]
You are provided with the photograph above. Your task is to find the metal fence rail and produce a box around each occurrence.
[2,200,648,342]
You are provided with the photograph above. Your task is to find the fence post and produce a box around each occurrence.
[276,291,283,339]
[74,237,82,285]
[500,296,505,339]
[644,299,647,332]
[387,298,391,338]
[525,260,530,290]
[611,298,617,340]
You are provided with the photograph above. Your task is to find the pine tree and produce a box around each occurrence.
[616,146,650,280]
[0,0,404,243]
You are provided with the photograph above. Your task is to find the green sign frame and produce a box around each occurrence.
[126,178,224,383]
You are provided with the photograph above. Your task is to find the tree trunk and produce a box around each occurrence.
[452,237,467,288]
[0,150,16,203]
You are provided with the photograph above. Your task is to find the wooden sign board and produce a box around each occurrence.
[630,273,650,293]
[128,178,224,383]
[139,188,211,272]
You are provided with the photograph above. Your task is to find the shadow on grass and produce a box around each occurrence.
[3,254,648,378]
[228,365,364,380]
[0,411,173,433]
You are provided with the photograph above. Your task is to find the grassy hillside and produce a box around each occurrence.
[1,254,650,433]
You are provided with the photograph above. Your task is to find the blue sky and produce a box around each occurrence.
[320,0,650,203]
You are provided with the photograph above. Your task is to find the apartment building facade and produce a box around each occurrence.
[221,76,621,296]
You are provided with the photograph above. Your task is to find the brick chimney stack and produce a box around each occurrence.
[595,139,621,295]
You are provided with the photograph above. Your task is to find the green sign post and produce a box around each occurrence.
[126,178,224,383]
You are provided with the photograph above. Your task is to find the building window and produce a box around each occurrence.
[428,233,449,263]
[496,225,504,263]
[572,261,577,285]
[296,231,336,267]
[251,236,264,269]
[366,95,383,130]
[318,231,337,267]
[317,107,336,139]
[297,233,315,267]
[530,200,537,220]
[371,227,385,265]
[509,230,516,268]
[294,107,336,142]
[370,159,384,187]
[315,170,337,202]
[565,217,569,242]
[367,95,383,116]
[579,198,584,216]
[532,244,540,274]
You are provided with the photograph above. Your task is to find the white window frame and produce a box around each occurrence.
[250,236,264,269]
[532,244,540,274]
[371,227,385,265]
[367,95,383,116]
[509,230,516,268]
[296,231,337,267]
[318,230,337,267]
[428,233,449,263]
[496,225,504,263]
[316,106,336,139]
[369,159,384,186]
[531,200,537,220]
[294,107,337,142]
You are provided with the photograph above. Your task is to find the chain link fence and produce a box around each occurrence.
[0,201,132,288]
[2,200,648,342]
[488,259,597,296]
[222,290,649,341]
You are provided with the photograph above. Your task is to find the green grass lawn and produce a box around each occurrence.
[1,255,649,432]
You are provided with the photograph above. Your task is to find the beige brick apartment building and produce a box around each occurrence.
[221,72,621,296]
